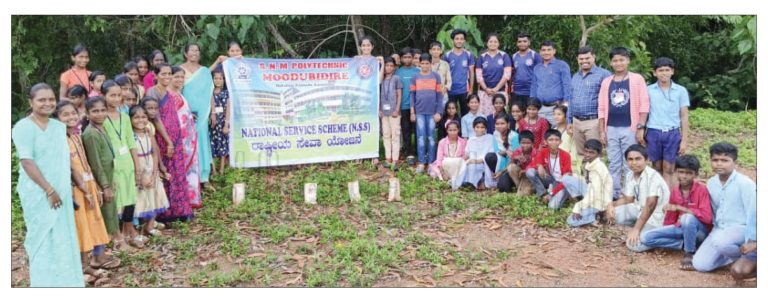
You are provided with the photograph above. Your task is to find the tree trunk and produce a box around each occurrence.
[380,15,391,56]
[267,20,298,57]
[260,38,269,56]
[350,15,366,55]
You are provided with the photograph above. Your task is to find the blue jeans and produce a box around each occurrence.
[607,126,636,199]
[692,226,746,272]
[525,168,555,197]
[640,214,709,253]
[415,114,437,164]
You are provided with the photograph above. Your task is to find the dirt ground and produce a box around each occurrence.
[10,140,757,288]
[11,208,756,288]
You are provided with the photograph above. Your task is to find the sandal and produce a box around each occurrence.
[90,255,121,270]
[112,238,132,252]
[154,222,166,230]
[680,253,694,271]
[146,228,162,237]
[128,235,145,249]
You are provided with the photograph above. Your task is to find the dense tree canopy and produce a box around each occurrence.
[11,15,756,124]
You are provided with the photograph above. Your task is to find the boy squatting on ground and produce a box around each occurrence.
[604,144,670,252]
[691,142,756,274]
[638,154,712,270]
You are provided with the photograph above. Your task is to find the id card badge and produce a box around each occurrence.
[215,107,224,114]
[119,146,129,156]
[382,104,392,112]
[82,172,94,182]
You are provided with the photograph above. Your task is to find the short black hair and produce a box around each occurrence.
[517,32,531,40]
[541,40,556,49]
[383,56,395,64]
[519,130,534,143]
[412,48,422,55]
[609,47,630,59]
[675,154,701,173]
[472,116,487,128]
[419,55,431,63]
[544,129,561,140]
[624,144,648,160]
[399,47,413,57]
[584,139,603,154]
[653,57,675,70]
[526,98,542,110]
[709,142,738,161]
[577,46,594,55]
[451,29,467,40]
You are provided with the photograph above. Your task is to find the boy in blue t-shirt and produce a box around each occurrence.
[395,47,421,166]
[511,32,542,107]
[443,29,476,117]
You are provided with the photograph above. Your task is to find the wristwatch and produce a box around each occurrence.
[637,123,646,130]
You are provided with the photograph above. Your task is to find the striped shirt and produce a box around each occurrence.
[409,71,443,115]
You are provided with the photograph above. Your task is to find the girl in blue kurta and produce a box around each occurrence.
[12,83,84,287]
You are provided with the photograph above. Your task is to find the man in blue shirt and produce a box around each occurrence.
[530,40,571,127]
[568,46,610,158]
[396,47,421,166]
[443,29,475,117]
[646,57,690,188]
[511,33,541,109]
[692,142,756,273]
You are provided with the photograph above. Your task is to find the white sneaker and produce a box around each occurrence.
[415,164,425,174]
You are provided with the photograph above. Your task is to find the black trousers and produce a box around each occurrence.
[121,205,135,222]
[400,109,415,158]
[484,152,516,193]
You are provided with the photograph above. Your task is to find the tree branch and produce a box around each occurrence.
[178,15,194,39]
[307,29,356,58]
[579,15,620,47]
[267,20,298,57]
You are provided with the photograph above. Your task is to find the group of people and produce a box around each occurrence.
[11,29,756,287]
[13,42,235,286]
[374,30,756,280]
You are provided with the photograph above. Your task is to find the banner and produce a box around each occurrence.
[223,57,380,167]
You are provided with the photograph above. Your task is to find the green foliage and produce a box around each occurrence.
[10,15,755,113]
[688,108,756,177]
[11,146,25,238]
[436,16,485,57]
